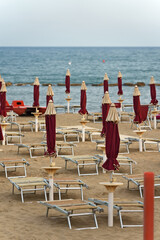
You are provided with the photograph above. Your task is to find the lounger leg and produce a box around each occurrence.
[80,185,84,200]
[77,164,81,176]
[96,162,99,175]
[93,211,98,229]
[139,186,143,198]
[5,167,8,178]
[58,188,61,200]
[65,160,68,169]
[29,149,33,158]
[21,189,24,203]
[119,210,124,228]
[71,147,74,156]
[129,163,132,175]
[12,184,14,194]
[67,216,72,229]
[34,186,36,194]
[46,207,49,217]
[44,187,47,201]
[24,165,27,177]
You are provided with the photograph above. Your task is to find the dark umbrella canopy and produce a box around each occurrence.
[78,81,88,115]
[0,76,3,90]
[102,103,120,171]
[0,83,7,117]
[101,91,111,136]
[46,85,54,107]
[45,100,56,156]
[33,77,40,107]
[65,69,71,94]
[103,73,109,93]
[117,71,123,95]
[150,76,158,105]
[133,85,142,123]
[0,125,3,141]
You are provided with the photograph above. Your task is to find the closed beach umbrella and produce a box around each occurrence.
[117,71,123,95]
[78,81,88,115]
[150,76,158,105]
[101,91,111,136]
[103,73,109,93]
[133,85,142,124]
[0,82,7,117]
[102,103,120,171]
[0,125,3,141]
[33,77,40,107]
[46,85,54,107]
[0,76,3,90]
[65,69,71,94]
[45,100,56,159]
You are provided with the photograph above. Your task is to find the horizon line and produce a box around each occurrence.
[0,46,160,48]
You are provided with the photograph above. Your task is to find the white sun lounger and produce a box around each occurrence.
[61,155,101,176]
[88,198,143,228]
[53,179,88,200]
[123,174,160,198]
[40,199,103,230]
[15,143,47,158]
[0,158,29,178]
[56,129,80,143]
[9,121,34,132]
[8,177,50,203]
[143,138,160,152]
[5,131,24,145]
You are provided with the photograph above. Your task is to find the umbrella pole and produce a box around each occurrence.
[50,156,53,166]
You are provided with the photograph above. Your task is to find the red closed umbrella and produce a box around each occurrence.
[150,76,158,105]
[33,77,40,107]
[0,125,3,141]
[45,100,56,164]
[133,85,142,123]
[78,81,88,115]
[117,71,123,95]
[0,76,3,90]
[103,73,109,93]
[101,91,111,136]
[46,85,54,107]
[0,82,7,118]
[102,103,120,171]
[65,69,71,94]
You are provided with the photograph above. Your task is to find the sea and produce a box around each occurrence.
[0,47,160,112]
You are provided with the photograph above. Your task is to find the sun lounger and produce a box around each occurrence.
[143,138,160,152]
[119,111,134,123]
[9,121,33,132]
[9,177,49,203]
[53,179,88,200]
[5,131,24,145]
[0,158,29,178]
[56,141,76,156]
[56,129,80,143]
[39,199,103,230]
[95,154,137,174]
[88,112,102,123]
[123,174,160,198]
[88,198,143,228]
[15,143,47,158]
[61,155,101,176]
[29,119,45,131]
[70,105,81,113]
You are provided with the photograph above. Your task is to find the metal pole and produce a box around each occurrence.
[35,116,38,132]
[108,192,114,227]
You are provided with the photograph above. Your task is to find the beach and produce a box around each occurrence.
[0,113,160,240]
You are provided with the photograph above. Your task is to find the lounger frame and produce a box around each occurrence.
[9,177,49,203]
[40,199,103,230]
[88,198,143,228]
[0,158,29,178]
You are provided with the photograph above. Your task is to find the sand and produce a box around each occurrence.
[0,113,160,240]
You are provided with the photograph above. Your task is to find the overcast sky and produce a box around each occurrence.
[0,0,159,46]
